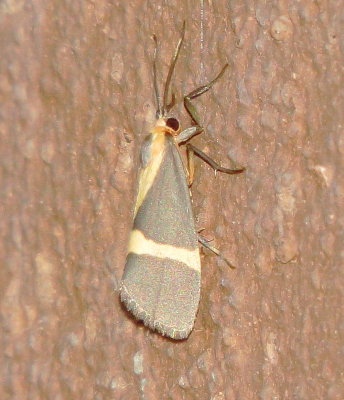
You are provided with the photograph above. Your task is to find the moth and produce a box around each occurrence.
[120,23,244,340]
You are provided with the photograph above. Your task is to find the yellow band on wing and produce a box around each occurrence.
[134,133,165,217]
[128,229,201,272]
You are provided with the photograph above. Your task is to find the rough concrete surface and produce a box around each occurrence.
[0,0,343,399]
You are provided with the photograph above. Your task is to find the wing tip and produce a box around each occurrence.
[120,282,193,340]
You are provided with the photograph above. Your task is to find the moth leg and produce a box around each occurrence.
[180,64,245,175]
[176,126,203,144]
[178,65,228,145]
[198,235,236,269]
[186,143,195,186]
[184,64,229,126]
[188,143,245,175]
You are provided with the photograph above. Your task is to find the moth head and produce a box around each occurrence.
[154,117,181,136]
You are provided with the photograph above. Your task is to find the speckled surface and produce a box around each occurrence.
[0,0,343,399]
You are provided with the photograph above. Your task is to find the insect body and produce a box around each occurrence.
[120,23,244,340]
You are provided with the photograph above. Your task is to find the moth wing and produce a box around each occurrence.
[120,136,201,339]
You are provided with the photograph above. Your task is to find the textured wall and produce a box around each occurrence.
[1,0,343,399]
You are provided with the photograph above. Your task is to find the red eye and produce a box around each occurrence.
[166,118,180,132]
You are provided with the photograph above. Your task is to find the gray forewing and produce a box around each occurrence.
[134,135,197,249]
[121,253,200,339]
